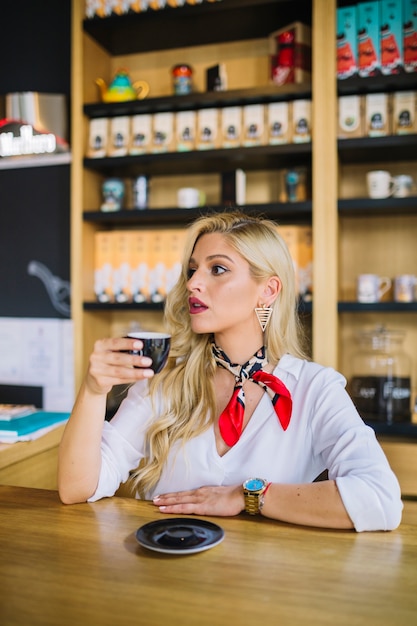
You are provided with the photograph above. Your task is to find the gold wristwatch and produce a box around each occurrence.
[242,478,269,515]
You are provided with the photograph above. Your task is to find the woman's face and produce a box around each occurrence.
[186,232,266,340]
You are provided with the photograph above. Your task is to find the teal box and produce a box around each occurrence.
[381,0,403,74]
[358,1,381,76]
[337,6,358,78]
[403,0,417,72]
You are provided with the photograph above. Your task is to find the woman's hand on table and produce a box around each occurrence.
[153,485,245,517]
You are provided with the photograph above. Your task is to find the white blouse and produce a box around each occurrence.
[89,354,403,532]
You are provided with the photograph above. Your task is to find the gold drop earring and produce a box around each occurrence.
[255,304,273,332]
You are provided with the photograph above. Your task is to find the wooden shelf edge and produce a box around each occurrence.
[338,302,417,312]
[338,134,417,164]
[83,203,313,225]
[338,197,417,216]
[338,72,417,95]
[365,420,417,439]
[83,298,312,313]
[83,143,313,175]
[83,84,313,118]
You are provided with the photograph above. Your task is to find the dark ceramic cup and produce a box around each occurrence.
[125,332,171,373]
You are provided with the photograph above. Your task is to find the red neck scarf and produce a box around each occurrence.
[212,343,292,447]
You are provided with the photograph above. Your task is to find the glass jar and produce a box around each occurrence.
[172,64,193,95]
[132,175,149,210]
[349,325,412,423]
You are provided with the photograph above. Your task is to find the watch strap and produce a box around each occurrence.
[244,490,263,515]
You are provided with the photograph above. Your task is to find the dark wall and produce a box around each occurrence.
[0,1,71,95]
[0,0,71,319]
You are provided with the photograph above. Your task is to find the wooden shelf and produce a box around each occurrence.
[338,197,417,217]
[338,302,417,313]
[83,0,312,55]
[83,143,312,176]
[365,421,417,440]
[337,72,417,96]
[72,0,417,401]
[83,298,313,314]
[83,203,312,226]
[338,134,417,164]
[83,301,164,311]
[83,84,312,118]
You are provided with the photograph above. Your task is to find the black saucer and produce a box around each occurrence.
[136,518,225,554]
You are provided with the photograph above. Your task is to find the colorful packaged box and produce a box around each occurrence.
[129,114,152,155]
[365,93,391,136]
[196,108,219,150]
[112,230,132,304]
[108,116,130,157]
[94,231,114,303]
[87,118,109,158]
[242,104,266,147]
[292,99,311,143]
[176,110,196,151]
[164,229,187,295]
[276,225,313,298]
[269,22,312,86]
[403,0,417,72]
[267,102,291,145]
[148,230,167,303]
[152,112,174,153]
[85,0,105,19]
[338,95,364,138]
[380,0,403,75]
[392,91,417,134]
[130,230,151,304]
[221,107,242,148]
[336,6,358,79]
[358,1,381,77]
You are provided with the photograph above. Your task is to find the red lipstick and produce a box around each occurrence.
[189,297,208,314]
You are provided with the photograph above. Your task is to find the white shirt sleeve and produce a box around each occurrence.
[295,359,403,531]
[88,380,153,502]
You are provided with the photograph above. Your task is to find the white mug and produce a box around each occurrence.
[357,274,392,303]
[394,275,417,302]
[366,170,394,199]
[393,175,413,198]
[177,187,206,209]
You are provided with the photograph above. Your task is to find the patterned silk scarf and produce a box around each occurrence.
[212,343,292,446]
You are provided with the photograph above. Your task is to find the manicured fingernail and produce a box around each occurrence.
[153,495,160,501]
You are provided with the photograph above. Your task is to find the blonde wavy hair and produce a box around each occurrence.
[131,210,308,497]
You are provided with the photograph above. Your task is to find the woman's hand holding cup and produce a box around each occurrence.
[86,336,156,396]
[124,332,171,373]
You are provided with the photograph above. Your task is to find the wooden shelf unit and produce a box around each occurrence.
[71,0,417,417]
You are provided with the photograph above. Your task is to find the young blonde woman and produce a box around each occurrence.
[59,211,402,531]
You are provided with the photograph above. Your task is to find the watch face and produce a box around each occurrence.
[244,478,265,492]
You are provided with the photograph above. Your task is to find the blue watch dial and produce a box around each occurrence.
[246,478,264,491]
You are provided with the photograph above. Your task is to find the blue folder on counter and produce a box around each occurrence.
[0,411,70,437]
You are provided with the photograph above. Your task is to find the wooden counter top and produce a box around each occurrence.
[0,485,416,626]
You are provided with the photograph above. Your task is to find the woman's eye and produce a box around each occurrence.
[187,267,196,279]
[212,265,227,275]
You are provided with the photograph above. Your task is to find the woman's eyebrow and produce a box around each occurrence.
[188,253,235,265]
[206,254,235,263]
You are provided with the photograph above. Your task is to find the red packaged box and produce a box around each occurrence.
[269,22,312,86]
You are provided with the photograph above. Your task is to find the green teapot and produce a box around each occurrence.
[96,68,149,103]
